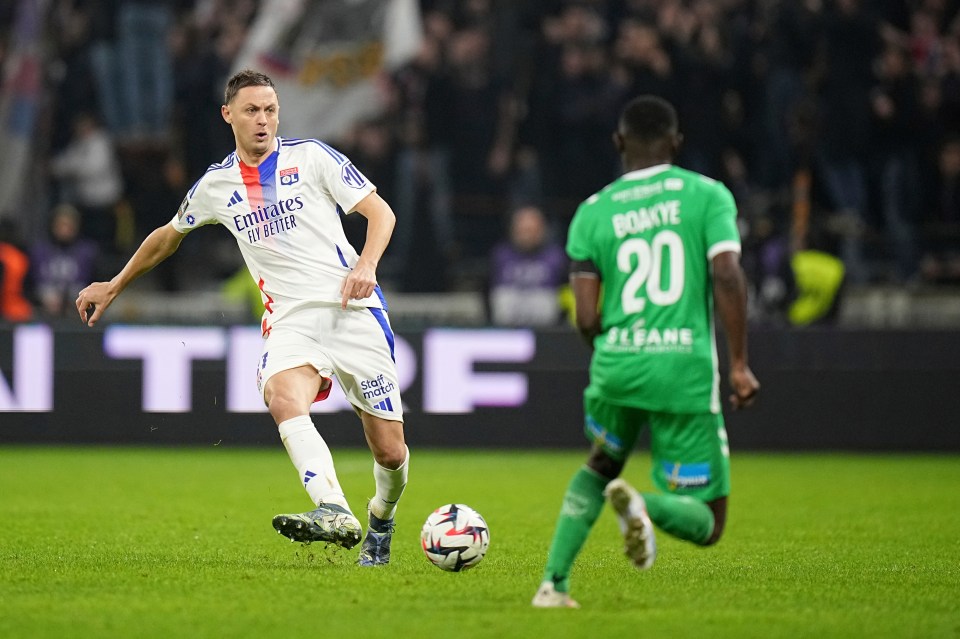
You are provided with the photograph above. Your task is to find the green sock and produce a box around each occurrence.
[642,492,715,545]
[542,466,608,593]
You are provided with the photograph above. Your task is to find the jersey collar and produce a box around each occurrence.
[621,164,672,181]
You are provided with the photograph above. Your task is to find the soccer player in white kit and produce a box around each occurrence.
[75,70,408,566]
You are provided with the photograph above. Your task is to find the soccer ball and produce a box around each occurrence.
[420,503,490,572]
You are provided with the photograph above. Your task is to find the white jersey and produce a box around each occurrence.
[170,136,381,334]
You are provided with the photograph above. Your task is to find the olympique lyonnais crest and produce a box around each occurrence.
[280,167,300,185]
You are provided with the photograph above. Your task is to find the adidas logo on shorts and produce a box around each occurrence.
[373,397,395,412]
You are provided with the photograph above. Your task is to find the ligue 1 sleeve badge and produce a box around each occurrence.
[176,195,189,220]
[340,162,367,189]
[280,167,300,186]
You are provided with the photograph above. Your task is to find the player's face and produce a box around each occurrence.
[222,85,279,162]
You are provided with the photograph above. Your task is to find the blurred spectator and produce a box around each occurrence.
[741,203,796,326]
[908,9,943,76]
[340,118,399,255]
[116,0,175,139]
[788,243,846,326]
[868,44,919,282]
[759,0,822,189]
[920,137,960,283]
[939,34,960,138]
[86,0,124,137]
[488,205,567,326]
[49,0,101,151]
[388,31,457,290]
[446,24,512,197]
[170,9,245,179]
[613,19,675,101]
[49,112,124,256]
[673,19,735,178]
[28,204,100,317]
[0,219,33,322]
[525,3,618,208]
[816,0,880,284]
[548,42,621,201]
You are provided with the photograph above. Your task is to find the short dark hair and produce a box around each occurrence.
[224,69,276,105]
[619,95,678,143]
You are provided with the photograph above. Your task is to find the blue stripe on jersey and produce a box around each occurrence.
[317,141,346,164]
[374,284,389,313]
[335,244,349,267]
[189,152,236,197]
[369,307,395,362]
[336,204,345,217]
[280,137,346,165]
[256,150,279,203]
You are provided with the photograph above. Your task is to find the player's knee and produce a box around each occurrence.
[374,444,406,470]
[701,497,727,546]
[266,392,303,425]
[586,447,624,480]
[702,522,725,546]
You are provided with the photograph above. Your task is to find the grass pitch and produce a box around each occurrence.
[0,447,957,638]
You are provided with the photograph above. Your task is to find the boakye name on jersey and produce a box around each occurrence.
[171,137,382,334]
[566,164,741,414]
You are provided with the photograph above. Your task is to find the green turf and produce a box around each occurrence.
[0,447,957,638]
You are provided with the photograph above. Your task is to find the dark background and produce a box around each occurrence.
[2,324,958,451]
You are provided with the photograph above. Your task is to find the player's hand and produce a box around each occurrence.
[75,282,116,327]
[728,364,759,410]
[340,260,378,310]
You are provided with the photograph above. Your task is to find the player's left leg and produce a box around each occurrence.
[323,305,407,564]
[641,412,731,546]
[604,477,657,570]
[357,412,408,566]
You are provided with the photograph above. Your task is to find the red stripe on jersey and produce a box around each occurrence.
[258,276,274,313]
[240,162,264,207]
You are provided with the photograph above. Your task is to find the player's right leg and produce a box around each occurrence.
[264,361,361,549]
[533,397,643,607]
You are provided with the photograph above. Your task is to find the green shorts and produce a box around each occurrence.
[584,394,730,502]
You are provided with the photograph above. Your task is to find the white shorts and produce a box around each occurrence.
[256,303,403,422]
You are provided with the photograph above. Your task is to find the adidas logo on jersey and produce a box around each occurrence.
[227,190,244,207]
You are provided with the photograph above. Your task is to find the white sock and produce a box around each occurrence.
[277,415,350,511]
[370,446,409,521]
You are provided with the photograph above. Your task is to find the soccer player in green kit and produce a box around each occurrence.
[532,95,760,608]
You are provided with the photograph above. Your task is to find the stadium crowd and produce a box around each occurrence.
[1,0,959,325]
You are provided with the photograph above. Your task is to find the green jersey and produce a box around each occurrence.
[566,164,741,414]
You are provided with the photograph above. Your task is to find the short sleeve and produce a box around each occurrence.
[313,142,376,214]
[170,180,218,233]
[703,182,741,259]
[565,202,594,262]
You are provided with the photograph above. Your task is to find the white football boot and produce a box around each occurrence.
[604,478,657,570]
[272,502,362,549]
[531,582,580,609]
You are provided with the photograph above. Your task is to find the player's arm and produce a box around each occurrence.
[341,191,396,309]
[712,250,760,409]
[75,223,185,326]
[570,259,602,348]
